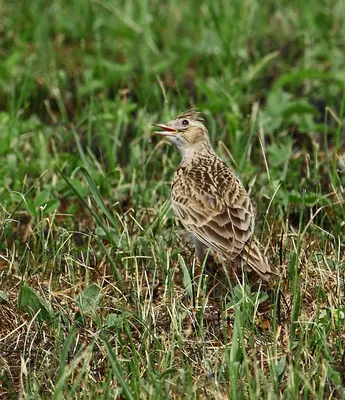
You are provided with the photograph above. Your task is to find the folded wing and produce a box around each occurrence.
[171,159,271,279]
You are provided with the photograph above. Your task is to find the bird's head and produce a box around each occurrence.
[152,108,211,158]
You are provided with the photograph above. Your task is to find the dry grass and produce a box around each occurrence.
[1,196,345,398]
[1,0,345,397]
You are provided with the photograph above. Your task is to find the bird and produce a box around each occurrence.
[152,108,272,281]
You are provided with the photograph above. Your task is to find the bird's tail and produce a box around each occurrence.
[240,242,272,281]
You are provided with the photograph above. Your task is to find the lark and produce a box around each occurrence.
[152,109,272,280]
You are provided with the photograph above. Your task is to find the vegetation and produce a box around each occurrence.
[1,0,345,398]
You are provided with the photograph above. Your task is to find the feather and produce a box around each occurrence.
[155,109,273,280]
[175,108,204,122]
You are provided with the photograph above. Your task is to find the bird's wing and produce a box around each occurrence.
[171,161,254,260]
[240,241,272,280]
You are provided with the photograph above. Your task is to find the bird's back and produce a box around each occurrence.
[171,152,271,279]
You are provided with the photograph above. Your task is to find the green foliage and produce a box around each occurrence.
[0,290,9,303]
[76,283,101,316]
[18,283,53,322]
[1,0,345,398]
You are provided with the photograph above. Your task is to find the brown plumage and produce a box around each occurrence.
[152,109,272,280]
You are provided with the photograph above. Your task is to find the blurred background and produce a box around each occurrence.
[1,0,344,191]
[1,0,345,397]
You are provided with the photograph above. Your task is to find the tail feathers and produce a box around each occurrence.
[240,242,272,281]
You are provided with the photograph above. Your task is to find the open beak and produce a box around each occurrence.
[152,123,177,136]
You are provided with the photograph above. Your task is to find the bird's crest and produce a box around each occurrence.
[175,108,204,122]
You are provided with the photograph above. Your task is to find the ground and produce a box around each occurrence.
[0,0,345,398]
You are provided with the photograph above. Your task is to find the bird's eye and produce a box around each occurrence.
[182,119,189,126]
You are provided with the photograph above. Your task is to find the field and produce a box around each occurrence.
[1,0,345,398]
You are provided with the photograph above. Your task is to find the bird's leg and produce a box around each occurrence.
[225,259,240,282]
[191,235,221,301]
[191,234,206,263]
[190,234,207,307]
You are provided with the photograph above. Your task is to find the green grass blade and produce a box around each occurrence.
[100,333,134,400]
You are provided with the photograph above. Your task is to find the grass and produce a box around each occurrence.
[1,0,345,398]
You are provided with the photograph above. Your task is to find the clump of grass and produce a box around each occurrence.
[1,0,345,398]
